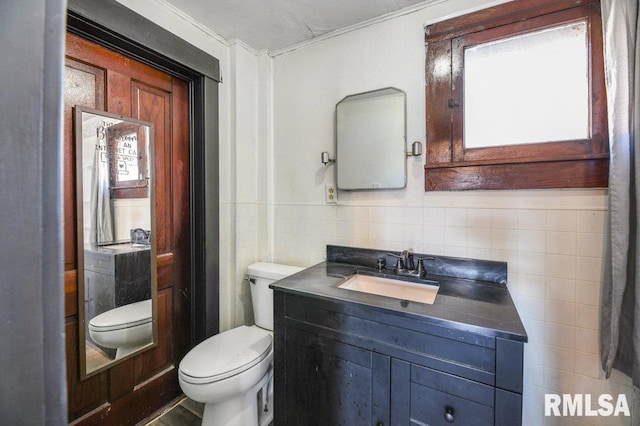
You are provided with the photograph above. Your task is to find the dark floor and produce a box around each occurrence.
[145,397,204,426]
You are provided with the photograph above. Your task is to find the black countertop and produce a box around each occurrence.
[270,246,528,342]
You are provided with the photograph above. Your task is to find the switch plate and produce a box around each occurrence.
[325,184,337,204]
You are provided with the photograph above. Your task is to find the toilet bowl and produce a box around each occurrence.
[88,299,153,360]
[178,262,303,426]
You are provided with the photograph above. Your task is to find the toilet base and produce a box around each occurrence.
[201,366,274,426]
[114,343,148,360]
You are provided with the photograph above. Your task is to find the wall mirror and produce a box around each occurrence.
[336,87,407,190]
[74,106,157,379]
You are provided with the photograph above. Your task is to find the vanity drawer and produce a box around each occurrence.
[410,364,494,426]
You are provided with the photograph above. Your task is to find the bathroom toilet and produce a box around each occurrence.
[178,262,303,426]
[88,299,153,360]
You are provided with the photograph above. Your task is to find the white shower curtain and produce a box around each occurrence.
[90,144,114,245]
[600,0,640,390]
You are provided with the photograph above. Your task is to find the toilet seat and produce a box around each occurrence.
[89,299,152,332]
[179,325,272,385]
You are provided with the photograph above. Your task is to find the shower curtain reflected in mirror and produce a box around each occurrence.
[90,138,114,245]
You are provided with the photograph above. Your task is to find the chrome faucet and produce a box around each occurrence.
[386,249,435,278]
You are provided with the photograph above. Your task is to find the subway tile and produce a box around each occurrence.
[423,207,445,226]
[522,317,545,343]
[524,363,545,386]
[467,247,491,260]
[544,366,579,394]
[574,351,603,379]
[518,209,546,230]
[403,223,424,248]
[467,227,491,249]
[491,209,519,229]
[524,341,545,366]
[445,226,467,247]
[423,225,445,246]
[545,322,575,349]
[467,208,492,228]
[522,384,545,425]
[577,232,605,258]
[385,206,404,224]
[545,277,576,303]
[444,245,467,257]
[403,207,423,225]
[517,296,546,321]
[546,254,576,280]
[575,281,601,306]
[547,210,578,232]
[544,345,575,373]
[576,256,604,282]
[491,228,518,251]
[490,249,518,267]
[577,210,606,233]
[518,229,546,253]
[445,208,467,227]
[545,299,576,326]
[368,206,386,223]
[518,274,546,299]
[518,252,546,276]
[546,231,577,256]
[576,304,600,330]
[575,328,598,354]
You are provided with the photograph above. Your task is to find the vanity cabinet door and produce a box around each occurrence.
[282,327,390,426]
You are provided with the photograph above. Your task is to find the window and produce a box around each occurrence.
[424,0,608,190]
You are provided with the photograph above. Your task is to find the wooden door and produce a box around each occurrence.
[64,33,191,425]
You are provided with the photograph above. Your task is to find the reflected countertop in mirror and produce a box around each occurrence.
[87,242,151,254]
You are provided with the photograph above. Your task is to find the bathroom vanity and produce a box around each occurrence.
[83,243,151,322]
[271,245,527,426]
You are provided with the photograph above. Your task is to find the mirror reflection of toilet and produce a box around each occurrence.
[88,299,153,360]
[178,262,303,426]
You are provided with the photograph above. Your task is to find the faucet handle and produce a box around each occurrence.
[386,252,406,271]
[417,256,435,278]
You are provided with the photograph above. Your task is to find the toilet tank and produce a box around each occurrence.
[247,262,304,331]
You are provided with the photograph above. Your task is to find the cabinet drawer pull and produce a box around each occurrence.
[444,406,455,423]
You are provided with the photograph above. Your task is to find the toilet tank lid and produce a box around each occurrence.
[247,262,304,280]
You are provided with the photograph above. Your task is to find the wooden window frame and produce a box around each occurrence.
[108,121,150,198]
[424,0,608,191]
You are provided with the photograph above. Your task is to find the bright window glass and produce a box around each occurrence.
[464,20,589,148]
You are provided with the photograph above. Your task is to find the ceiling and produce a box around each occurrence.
[164,0,431,52]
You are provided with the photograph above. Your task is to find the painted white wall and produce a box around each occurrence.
[270,0,632,425]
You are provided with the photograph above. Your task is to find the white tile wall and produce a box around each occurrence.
[272,202,633,426]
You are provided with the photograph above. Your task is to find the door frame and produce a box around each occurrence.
[67,0,220,346]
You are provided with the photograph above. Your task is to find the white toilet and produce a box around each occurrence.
[178,262,303,426]
[88,299,153,360]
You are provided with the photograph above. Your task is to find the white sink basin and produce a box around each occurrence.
[338,274,439,305]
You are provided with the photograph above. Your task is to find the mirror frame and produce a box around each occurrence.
[74,106,158,379]
[335,87,407,190]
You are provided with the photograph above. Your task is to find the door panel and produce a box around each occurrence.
[64,33,190,424]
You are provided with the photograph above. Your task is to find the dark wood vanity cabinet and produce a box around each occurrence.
[274,291,524,426]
